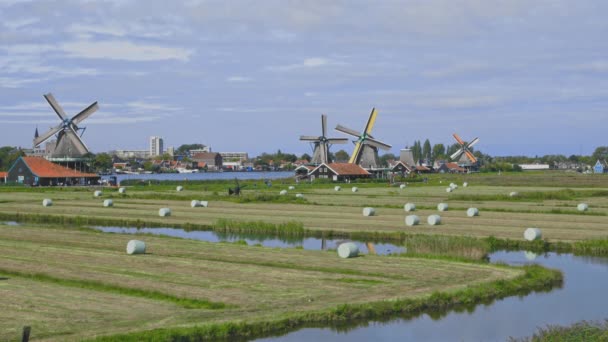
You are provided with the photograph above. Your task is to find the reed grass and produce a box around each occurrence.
[511,320,608,342]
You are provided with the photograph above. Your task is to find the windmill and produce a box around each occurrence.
[335,108,392,168]
[34,93,98,159]
[450,133,480,165]
[228,178,247,195]
[300,114,348,164]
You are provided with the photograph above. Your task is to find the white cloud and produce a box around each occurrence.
[3,17,39,30]
[68,23,127,38]
[414,95,504,109]
[267,57,344,71]
[422,63,493,78]
[565,61,608,73]
[226,76,252,82]
[126,101,182,112]
[61,40,193,62]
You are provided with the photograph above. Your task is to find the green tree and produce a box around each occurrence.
[93,153,113,171]
[422,139,431,162]
[412,141,422,164]
[176,144,207,155]
[300,153,311,162]
[592,146,608,162]
[379,153,397,167]
[432,143,446,160]
[334,149,350,162]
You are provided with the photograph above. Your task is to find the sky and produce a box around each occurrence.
[0,0,607,157]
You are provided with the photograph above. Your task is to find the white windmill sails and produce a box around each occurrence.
[450,133,480,164]
[300,114,348,164]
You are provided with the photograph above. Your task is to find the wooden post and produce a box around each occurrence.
[22,326,31,342]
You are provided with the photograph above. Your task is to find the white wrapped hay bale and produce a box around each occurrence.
[446,187,453,193]
[118,187,126,194]
[176,186,183,192]
[400,184,406,189]
[577,203,588,212]
[337,242,359,258]
[279,190,288,195]
[405,215,420,226]
[94,190,102,197]
[352,187,358,193]
[437,203,449,211]
[362,207,376,216]
[466,208,479,217]
[404,203,416,212]
[509,191,519,197]
[190,200,201,208]
[334,186,341,191]
[200,201,209,208]
[524,227,542,241]
[126,240,146,255]
[295,193,304,199]
[427,214,442,225]
[159,208,172,217]
[449,183,457,189]
[288,186,295,190]
[103,199,113,207]
[463,182,468,187]
[42,199,53,207]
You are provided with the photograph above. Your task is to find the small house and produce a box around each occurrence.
[388,160,412,175]
[594,160,607,174]
[308,162,370,182]
[191,152,223,171]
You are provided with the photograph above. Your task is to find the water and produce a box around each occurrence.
[91,226,406,255]
[101,171,294,183]
[0,221,20,226]
[257,251,608,342]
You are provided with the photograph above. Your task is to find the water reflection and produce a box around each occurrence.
[0,221,20,226]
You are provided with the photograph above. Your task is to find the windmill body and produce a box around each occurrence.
[34,93,98,160]
[335,108,392,169]
[450,133,480,168]
[300,114,348,165]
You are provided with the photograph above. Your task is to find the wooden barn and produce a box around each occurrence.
[6,156,100,186]
[389,160,412,175]
[308,162,370,182]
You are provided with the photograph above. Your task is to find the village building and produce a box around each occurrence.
[593,160,607,174]
[0,171,6,184]
[388,160,412,176]
[6,156,99,186]
[191,152,223,171]
[308,162,370,182]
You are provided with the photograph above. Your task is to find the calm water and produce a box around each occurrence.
[91,226,406,255]
[102,171,294,183]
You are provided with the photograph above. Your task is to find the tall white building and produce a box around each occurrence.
[149,136,164,157]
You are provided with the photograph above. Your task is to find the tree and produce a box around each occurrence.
[334,149,350,162]
[432,144,446,160]
[161,153,173,161]
[379,153,396,167]
[422,139,432,162]
[592,146,608,162]
[0,147,24,171]
[176,144,207,156]
[300,153,311,162]
[93,153,113,171]
[412,140,422,164]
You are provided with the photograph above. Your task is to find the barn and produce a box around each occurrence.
[6,156,100,186]
[308,162,370,182]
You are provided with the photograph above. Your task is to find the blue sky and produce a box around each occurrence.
[1,0,607,157]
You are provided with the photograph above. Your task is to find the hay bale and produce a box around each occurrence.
[337,242,359,258]
[190,200,201,207]
[404,203,416,212]
[400,184,406,189]
[118,187,126,194]
[334,186,341,191]
[405,215,420,226]
[288,186,295,190]
[524,251,537,260]
[126,240,146,255]
[524,227,542,241]
[446,187,453,193]
[449,183,458,189]
[200,201,209,207]
[509,191,518,197]
[279,190,288,195]
[463,182,468,187]
[466,207,479,217]
[577,203,589,212]
[437,203,449,211]
[42,199,53,207]
[103,199,113,207]
[427,214,442,225]
[94,190,102,197]
[159,208,171,217]
[295,193,304,199]
[352,187,359,192]
[176,186,183,192]
[362,207,376,216]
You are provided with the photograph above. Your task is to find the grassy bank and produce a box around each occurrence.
[513,320,608,341]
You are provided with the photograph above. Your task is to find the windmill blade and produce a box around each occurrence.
[300,136,320,141]
[44,93,68,120]
[348,141,364,164]
[72,101,99,125]
[65,127,89,154]
[467,137,480,149]
[365,137,392,150]
[321,114,327,137]
[326,138,349,144]
[450,148,464,160]
[465,150,478,163]
[34,124,63,146]
[335,124,362,138]
[363,108,378,135]
[453,133,465,146]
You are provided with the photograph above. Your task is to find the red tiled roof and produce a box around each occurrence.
[446,162,466,172]
[326,163,370,175]
[415,165,430,171]
[20,157,98,178]
[0,172,7,178]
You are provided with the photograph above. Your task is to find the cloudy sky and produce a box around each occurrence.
[1,0,607,157]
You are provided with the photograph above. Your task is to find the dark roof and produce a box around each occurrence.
[18,157,98,178]
[191,152,219,159]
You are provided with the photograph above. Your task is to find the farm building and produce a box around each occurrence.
[308,162,370,181]
[191,152,223,171]
[0,172,6,184]
[389,160,412,175]
[6,156,100,186]
[594,160,607,174]
[435,161,467,174]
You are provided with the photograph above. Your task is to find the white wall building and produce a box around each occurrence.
[149,136,164,157]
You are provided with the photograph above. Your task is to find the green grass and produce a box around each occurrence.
[512,320,608,342]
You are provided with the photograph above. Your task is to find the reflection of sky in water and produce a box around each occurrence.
[91,226,405,255]
[0,221,20,226]
[256,251,608,342]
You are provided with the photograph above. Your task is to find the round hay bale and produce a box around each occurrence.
[427,214,442,225]
[295,193,304,199]
[94,190,102,197]
[334,186,341,191]
[449,183,457,189]
[463,182,468,187]
[176,186,183,192]
[446,187,453,193]
[337,242,359,258]
[288,186,295,190]
[437,203,449,211]
[279,190,288,195]
[400,184,406,189]
[524,227,542,241]
[524,251,537,261]
[118,187,126,194]
[405,215,420,226]
[362,207,376,216]
[103,199,113,207]
[126,240,146,255]
[200,201,209,208]
[159,208,171,217]
[509,191,519,197]
[404,203,416,212]
[352,187,359,193]
[190,200,201,208]
[577,203,588,212]
[42,199,53,207]
[466,207,479,217]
